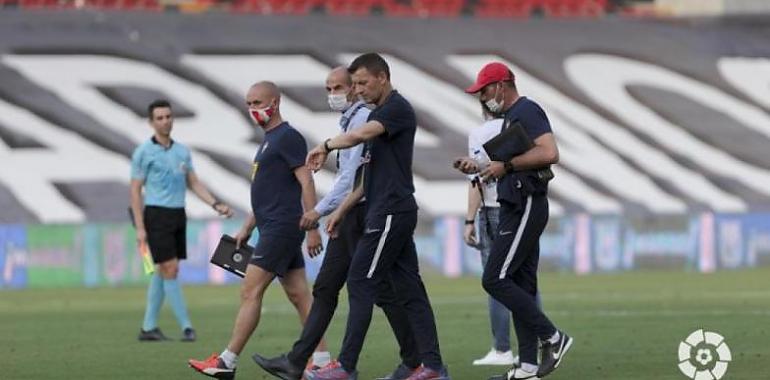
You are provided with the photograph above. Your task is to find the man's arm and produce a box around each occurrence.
[307,121,386,170]
[295,165,323,257]
[464,181,481,247]
[510,132,559,170]
[234,214,257,249]
[187,171,233,217]
[314,142,364,217]
[295,165,319,229]
[480,133,559,181]
[130,179,147,245]
[326,184,364,238]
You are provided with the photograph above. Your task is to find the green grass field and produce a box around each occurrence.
[2,269,769,380]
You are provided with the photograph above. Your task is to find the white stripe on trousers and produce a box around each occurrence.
[499,195,533,279]
[367,214,393,279]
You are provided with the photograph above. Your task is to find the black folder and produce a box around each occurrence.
[482,119,555,183]
[210,235,252,278]
[482,119,533,162]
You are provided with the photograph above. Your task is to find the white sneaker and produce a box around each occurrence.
[506,367,539,380]
[473,349,515,365]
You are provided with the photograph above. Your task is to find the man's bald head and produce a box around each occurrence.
[325,66,354,107]
[326,66,351,88]
[246,81,281,110]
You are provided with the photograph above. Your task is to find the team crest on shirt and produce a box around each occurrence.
[251,162,259,180]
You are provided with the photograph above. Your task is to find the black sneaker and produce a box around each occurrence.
[537,331,573,378]
[138,328,170,341]
[375,363,420,380]
[182,328,197,342]
[251,352,303,380]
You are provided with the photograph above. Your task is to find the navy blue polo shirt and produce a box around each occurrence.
[363,91,418,217]
[250,122,307,239]
[497,97,553,205]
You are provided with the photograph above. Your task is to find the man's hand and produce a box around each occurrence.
[300,209,321,231]
[463,224,479,248]
[326,210,344,239]
[306,229,323,257]
[480,161,506,182]
[214,202,234,218]
[453,157,480,175]
[136,228,148,247]
[306,144,329,172]
[234,228,252,249]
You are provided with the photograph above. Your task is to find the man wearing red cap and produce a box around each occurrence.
[455,62,573,380]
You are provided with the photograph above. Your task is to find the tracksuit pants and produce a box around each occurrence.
[482,194,557,366]
[338,210,444,372]
[287,204,420,369]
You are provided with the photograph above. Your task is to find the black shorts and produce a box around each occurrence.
[144,206,187,264]
[250,234,305,277]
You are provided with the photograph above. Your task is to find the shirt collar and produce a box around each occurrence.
[151,136,174,149]
[342,100,366,115]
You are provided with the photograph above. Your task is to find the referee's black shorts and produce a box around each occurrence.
[144,206,187,264]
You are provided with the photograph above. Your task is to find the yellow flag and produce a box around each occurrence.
[139,242,155,275]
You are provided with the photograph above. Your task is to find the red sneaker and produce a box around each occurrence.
[405,365,449,380]
[188,353,236,379]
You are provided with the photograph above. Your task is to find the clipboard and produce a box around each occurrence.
[482,119,533,162]
[481,119,555,183]
[210,234,253,278]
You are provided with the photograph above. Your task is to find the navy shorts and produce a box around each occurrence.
[250,234,305,277]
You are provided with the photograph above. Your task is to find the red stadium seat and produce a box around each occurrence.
[474,0,535,18]
[538,0,607,18]
[415,0,464,17]
[324,0,379,16]
[18,0,74,9]
[383,0,464,17]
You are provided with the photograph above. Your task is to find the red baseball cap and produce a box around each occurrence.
[465,62,514,94]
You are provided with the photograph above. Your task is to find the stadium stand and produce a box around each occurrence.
[0,0,653,17]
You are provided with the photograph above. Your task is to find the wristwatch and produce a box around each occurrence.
[465,219,475,225]
[503,161,514,173]
[323,138,333,153]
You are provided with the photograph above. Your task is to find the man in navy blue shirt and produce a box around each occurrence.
[455,62,573,380]
[305,53,449,380]
[189,81,327,379]
[252,67,420,380]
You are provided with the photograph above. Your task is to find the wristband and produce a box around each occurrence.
[464,219,475,225]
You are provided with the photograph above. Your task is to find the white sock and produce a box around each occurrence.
[548,331,561,344]
[521,363,538,373]
[220,349,238,369]
[312,351,331,367]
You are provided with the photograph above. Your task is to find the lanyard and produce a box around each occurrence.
[336,103,368,169]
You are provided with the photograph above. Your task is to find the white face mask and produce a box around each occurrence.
[484,85,503,114]
[327,93,351,112]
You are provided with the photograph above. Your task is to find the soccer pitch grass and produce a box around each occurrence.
[2,269,769,380]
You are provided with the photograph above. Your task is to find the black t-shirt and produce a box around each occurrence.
[250,122,307,238]
[496,97,553,205]
[363,91,419,217]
